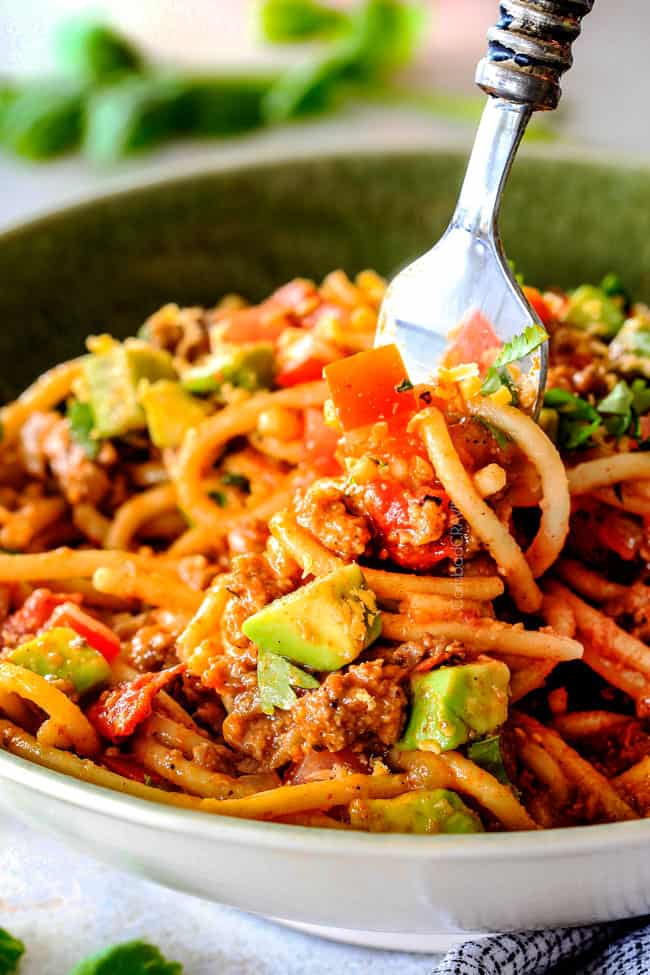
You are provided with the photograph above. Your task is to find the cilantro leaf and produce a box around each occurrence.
[0,928,25,975]
[221,471,251,493]
[467,735,510,785]
[544,388,601,450]
[480,323,547,397]
[492,323,549,370]
[260,0,349,43]
[208,489,227,507]
[600,272,629,304]
[597,380,634,418]
[67,399,100,459]
[257,646,319,715]
[395,377,414,393]
[68,939,183,975]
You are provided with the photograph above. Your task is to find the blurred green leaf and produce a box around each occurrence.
[0,927,25,975]
[83,76,183,161]
[263,0,427,123]
[56,18,144,83]
[260,0,349,42]
[1,81,84,159]
[173,75,275,135]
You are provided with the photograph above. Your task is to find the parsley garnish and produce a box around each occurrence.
[0,928,24,975]
[395,377,414,393]
[68,939,183,974]
[257,646,319,715]
[67,399,100,459]
[480,323,548,399]
[221,471,251,493]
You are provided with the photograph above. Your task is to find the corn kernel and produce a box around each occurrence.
[460,375,482,400]
[257,406,302,441]
[489,385,513,406]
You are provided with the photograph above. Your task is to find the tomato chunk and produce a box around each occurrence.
[443,308,500,370]
[324,344,416,431]
[88,664,185,742]
[2,588,80,645]
[304,407,341,475]
[523,286,554,327]
[47,602,121,662]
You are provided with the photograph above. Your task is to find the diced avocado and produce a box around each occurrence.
[398,660,510,753]
[139,379,209,448]
[349,788,484,834]
[7,626,111,695]
[83,339,176,438]
[609,314,650,379]
[564,284,624,338]
[242,564,381,671]
[180,342,276,394]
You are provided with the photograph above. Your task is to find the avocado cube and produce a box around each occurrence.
[180,343,276,394]
[564,284,624,338]
[349,788,484,834]
[242,564,381,671]
[8,626,111,695]
[83,339,176,438]
[398,660,510,753]
[139,379,209,448]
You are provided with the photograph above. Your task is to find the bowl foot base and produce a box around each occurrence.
[269,919,491,953]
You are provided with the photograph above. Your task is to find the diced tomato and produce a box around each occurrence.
[2,588,80,645]
[88,664,185,742]
[596,511,643,561]
[363,478,455,571]
[302,301,346,330]
[102,753,168,787]
[523,286,554,327]
[219,306,288,343]
[286,748,368,784]
[270,278,320,316]
[443,308,500,370]
[47,602,121,662]
[276,332,339,388]
[304,407,341,475]
[324,344,416,432]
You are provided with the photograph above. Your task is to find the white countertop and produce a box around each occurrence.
[2,818,441,973]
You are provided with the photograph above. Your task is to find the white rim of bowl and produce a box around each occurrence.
[2,748,650,859]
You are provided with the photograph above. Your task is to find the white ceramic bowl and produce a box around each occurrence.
[2,747,650,949]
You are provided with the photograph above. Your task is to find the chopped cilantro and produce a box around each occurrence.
[467,735,510,785]
[600,272,628,304]
[67,399,100,459]
[395,377,414,393]
[480,323,548,398]
[68,939,183,974]
[208,489,227,507]
[257,645,319,715]
[544,387,601,450]
[143,773,153,787]
[493,323,549,370]
[221,471,251,493]
[0,928,25,975]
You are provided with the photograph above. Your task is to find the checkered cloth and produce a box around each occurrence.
[434,919,650,974]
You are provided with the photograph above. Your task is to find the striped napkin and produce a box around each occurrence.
[434,919,650,974]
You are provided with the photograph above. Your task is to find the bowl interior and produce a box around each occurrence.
[1,151,650,401]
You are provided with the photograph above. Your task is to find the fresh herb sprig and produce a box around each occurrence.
[544,377,650,450]
[257,645,319,715]
[480,323,549,402]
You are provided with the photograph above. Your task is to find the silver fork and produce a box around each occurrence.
[376,0,595,413]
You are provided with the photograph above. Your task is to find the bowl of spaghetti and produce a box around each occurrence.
[1,152,650,945]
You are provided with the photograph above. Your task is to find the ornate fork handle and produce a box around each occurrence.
[476,0,595,110]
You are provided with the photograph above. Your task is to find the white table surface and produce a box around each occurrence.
[1,2,649,970]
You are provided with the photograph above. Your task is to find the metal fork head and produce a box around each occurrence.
[375,97,548,413]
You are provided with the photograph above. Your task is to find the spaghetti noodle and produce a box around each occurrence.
[0,269,648,834]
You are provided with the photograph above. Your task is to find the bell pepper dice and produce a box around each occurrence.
[323,344,416,431]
